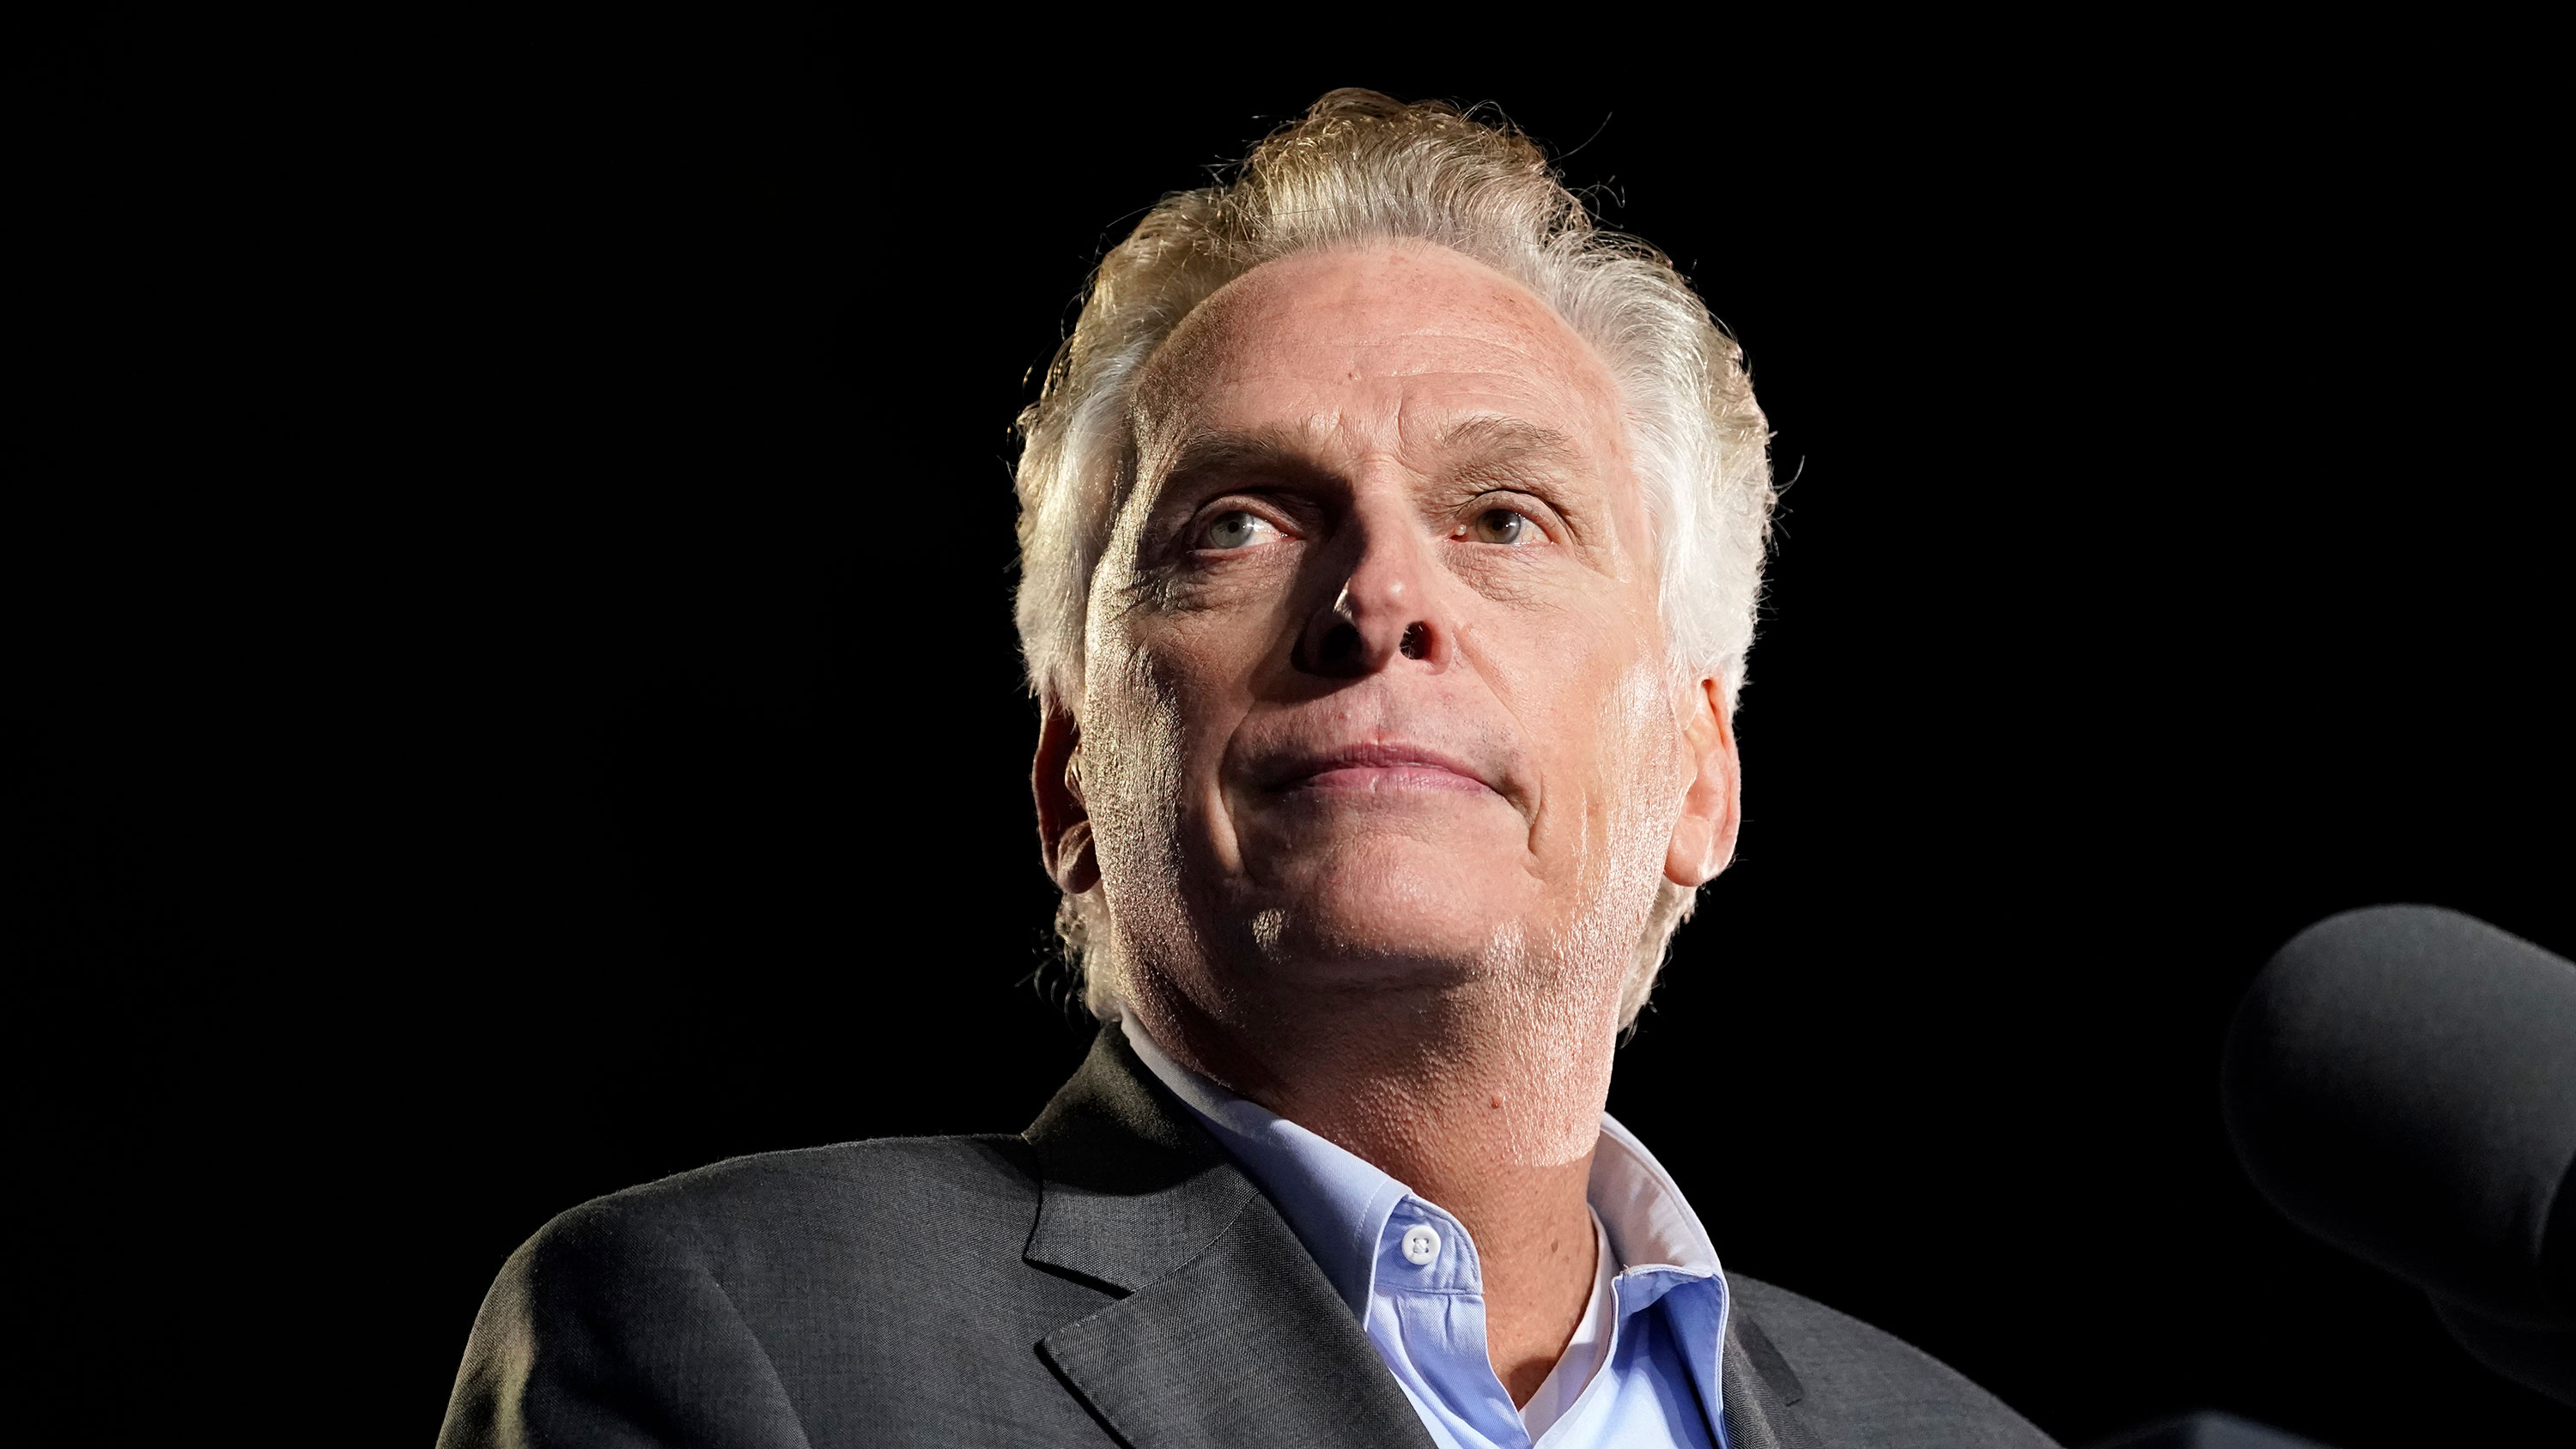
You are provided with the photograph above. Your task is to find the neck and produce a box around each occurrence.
[1129,963,1619,1404]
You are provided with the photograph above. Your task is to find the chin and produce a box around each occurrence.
[1236,839,1530,985]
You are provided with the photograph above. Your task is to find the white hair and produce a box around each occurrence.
[1014,90,1775,1026]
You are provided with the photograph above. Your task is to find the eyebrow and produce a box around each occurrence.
[1437,415,1588,472]
[1154,415,1589,491]
[1153,426,1327,489]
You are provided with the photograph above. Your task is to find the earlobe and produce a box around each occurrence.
[1662,677,1741,888]
[1054,819,1099,895]
[1033,706,1101,894]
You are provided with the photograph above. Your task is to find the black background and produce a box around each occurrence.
[8,12,2568,1447]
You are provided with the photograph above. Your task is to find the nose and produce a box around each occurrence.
[1292,514,1453,677]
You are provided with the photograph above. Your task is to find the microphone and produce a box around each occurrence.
[2222,905,2576,1405]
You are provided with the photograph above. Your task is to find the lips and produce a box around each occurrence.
[1262,741,1501,797]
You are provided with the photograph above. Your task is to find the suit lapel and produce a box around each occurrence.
[1722,1307,1820,1449]
[1024,1028,1436,1449]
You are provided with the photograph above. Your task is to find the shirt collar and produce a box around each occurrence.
[1119,1016,1724,1310]
[1589,1113,1722,1285]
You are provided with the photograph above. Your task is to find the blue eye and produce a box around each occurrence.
[1201,511,1274,549]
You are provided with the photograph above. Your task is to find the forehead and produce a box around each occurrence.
[1133,243,1631,465]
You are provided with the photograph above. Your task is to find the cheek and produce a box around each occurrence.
[1491,593,1662,757]
[1082,619,1252,852]
[1561,658,1678,803]
[1599,659,1686,811]
[1490,601,1680,854]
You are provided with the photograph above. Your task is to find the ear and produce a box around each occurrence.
[1663,676,1741,888]
[1034,703,1100,895]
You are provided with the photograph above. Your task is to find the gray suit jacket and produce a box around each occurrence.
[439,1028,2058,1448]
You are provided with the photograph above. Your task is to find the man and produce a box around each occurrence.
[440,91,2060,1449]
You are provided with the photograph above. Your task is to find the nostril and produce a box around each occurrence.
[1399,622,1429,660]
[1320,621,1363,666]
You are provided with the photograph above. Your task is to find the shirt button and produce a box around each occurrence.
[1400,1224,1442,1266]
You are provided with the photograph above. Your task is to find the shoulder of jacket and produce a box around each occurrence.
[1728,1273,1936,1367]
[520,1133,1041,1266]
[1727,1273,2061,1449]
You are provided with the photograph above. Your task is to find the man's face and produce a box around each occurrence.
[1060,243,1728,1022]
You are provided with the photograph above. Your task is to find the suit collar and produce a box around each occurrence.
[1022,1024,1258,1294]
[1022,1026,1437,1449]
[1722,1307,1818,1449]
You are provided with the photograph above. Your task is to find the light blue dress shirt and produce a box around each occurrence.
[1122,1017,1732,1449]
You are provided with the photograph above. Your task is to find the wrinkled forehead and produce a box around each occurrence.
[1128,242,1636,487]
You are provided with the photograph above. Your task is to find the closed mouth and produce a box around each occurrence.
[1264,742,1499,797]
